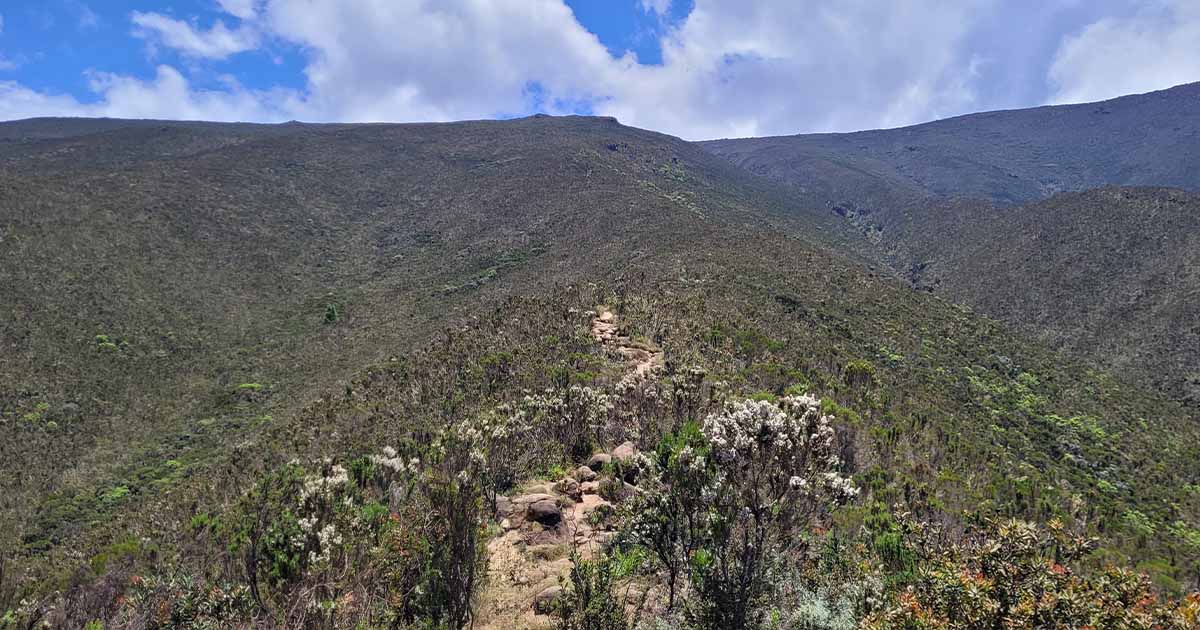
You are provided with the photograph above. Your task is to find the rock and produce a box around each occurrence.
[500,518,514,530]
[59,402,81,416]
[513,493,555,505]
[495,495,515,518]
[554,477,582,502]
[587,453,611,470]
[526,498,562,526]
[573,465,597,482]
[533,586,563,615]
[598,311,615,323]
[611,441,638,462]
[580,481,601,495]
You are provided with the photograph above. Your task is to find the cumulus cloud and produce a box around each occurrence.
[0,66,294,122]
[248,0,994,137]
[258,0,620,122]
[600,0,993,138]
[1049,0,1200,103]
[132,11,259,59]
[0,81,87,120]
[3,1,1199,137]
[84,65,296,120]
[217,0,260,20]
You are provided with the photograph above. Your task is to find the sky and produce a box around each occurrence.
[0,0,1198,140]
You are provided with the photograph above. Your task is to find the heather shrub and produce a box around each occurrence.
[621,394,858,629]
[863,515,1200,629]
[554,553,635,630]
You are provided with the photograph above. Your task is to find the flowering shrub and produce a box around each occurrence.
[621,394,858,629]
[193,434,489,628]
[111,573,254,628]
[863,515,1200,629]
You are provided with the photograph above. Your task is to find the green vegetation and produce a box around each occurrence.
[0,114,1197,627]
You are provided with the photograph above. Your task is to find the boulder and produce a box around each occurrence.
[554,477,582,502]
[512,493,555,505]
[587,453,611,470]
[573,465,598,482]
[532,586,563,615]
[526,498,562,526]
[494,495,515,518]
[611,441,638,462]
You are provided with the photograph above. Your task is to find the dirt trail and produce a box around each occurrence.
[473,310,662,627]
[474,482,615,629]
[591,310,664,377]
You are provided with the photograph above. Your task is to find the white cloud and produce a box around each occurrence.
[217,0,260,20]
[132,11,259,59]
[0,66,294,122]
[259,0,620,122]
[6,0,1197,138]
[599,0,993,138]
[0,81,89,120]
[0,0,1001,137]
[1049,0,1200,103]
[85,65,295,120]
[249,0,994,138]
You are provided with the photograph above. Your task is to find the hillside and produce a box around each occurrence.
[701,81,1200,207]
[0,113,830,556]
[700,83,1200,405]
[879,187,1200,403]
[1,116,1198,626]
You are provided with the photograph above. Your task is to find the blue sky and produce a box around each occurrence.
[1,1,1197,139]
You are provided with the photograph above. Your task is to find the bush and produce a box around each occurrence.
[863,516,1199,629]
[373,432,487,629]
[554,554,633,630]
[621,395,858,629]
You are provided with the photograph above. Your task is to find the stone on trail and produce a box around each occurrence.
[526,498,563,526]
[611,441,637,461]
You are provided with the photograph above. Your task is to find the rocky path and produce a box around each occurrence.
[473,455,633,629]
[473,310,660,627]
[591,309,664,377]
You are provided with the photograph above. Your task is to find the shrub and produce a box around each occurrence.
[863,516,1198,629]
[843,360,876,388]
[554,554,633,630]
[324,302,341,324]
[621,395,858,628]
[364,431,489,629]
[112,572,254,628]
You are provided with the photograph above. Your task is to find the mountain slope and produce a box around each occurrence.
[883,187,1200,403]
[0,113,838,566]
[1,116,1198,619]
[699,83,1200,404]
[701,81,1200,207]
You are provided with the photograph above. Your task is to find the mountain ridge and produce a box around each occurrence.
[699,82,1200,405]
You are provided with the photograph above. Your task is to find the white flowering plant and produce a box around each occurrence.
[620,394,858,629]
